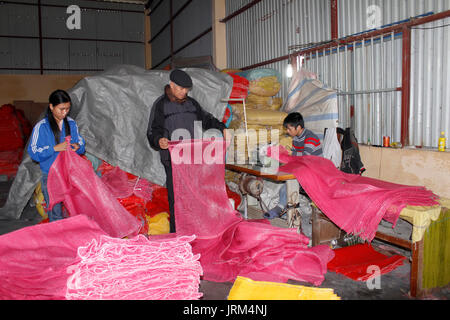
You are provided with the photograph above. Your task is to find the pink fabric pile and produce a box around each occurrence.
[0,215,107,300]
[267,145,440,241]
[47,137,142,238]
[66,234,203,300]
[168,139,334,285]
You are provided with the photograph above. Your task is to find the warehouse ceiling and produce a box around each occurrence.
[87,0,148,5]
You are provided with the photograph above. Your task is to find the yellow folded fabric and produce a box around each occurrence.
[399,198,450,243]
[228,276,340,300]
[147,212,170,235]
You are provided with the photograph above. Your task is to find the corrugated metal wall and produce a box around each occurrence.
[410,16,450,147]
[149,0,213,69]
[0,0,145,74]
[338,0,449,38]
[337,0,450,147]
[225,0,450,147]
[226,0,331,102]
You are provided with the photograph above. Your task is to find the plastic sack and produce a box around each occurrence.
[246,94,283,110]
[226,72,249,103]
[47,137,141,238]
[169,139,334,285]
[282,68,338,140]
[237,68,282,83]
[248,76,281,97]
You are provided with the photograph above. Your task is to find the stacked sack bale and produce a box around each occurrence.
[222,68,292,163]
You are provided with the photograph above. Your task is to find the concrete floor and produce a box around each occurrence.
[1,179,449,300]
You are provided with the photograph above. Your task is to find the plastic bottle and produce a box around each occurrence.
[438,131,446,152]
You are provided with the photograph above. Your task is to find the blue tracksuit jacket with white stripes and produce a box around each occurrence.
[28,116,85,173]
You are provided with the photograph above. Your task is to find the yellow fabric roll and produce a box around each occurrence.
[147,212,170,235]
[249,76,281,97]
[228,276,340,300]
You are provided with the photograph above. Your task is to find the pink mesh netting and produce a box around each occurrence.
[100,166,154,201]
[167,139,334,285]
[0,215,106,300]
[65,235,203,300]
[267,145,440,241]
[47,137,141,238]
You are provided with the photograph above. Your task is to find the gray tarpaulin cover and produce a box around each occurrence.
[0,65,233,220]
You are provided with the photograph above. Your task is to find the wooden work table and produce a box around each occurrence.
[225,163,299,220]
[225,163,295,181]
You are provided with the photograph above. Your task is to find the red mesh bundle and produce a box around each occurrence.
[168,139,334,285]
[118,194,148,235]
[327,243,406,281]
[15,108,32,140]
[0,104,25,151]
[267,145,440,241]
[0,150,22,178]
[145,186,169,217]
[226,72,249,103]
[47,137,141,238]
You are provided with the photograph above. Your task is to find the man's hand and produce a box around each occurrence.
[54,141,68,152]
[159,137,169,150]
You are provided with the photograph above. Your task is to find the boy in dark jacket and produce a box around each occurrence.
[147,69,228,233]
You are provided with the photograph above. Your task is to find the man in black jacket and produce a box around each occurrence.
[147,69,228,233]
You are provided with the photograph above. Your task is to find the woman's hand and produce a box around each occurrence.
[70,143,80,152]
[54,141,68,152]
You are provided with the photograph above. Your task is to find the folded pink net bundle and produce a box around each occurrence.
[47,137,142,238]
[65,234,203,300]
[168,139,334,285]
[0,215,106,300]
[267,145,440,241]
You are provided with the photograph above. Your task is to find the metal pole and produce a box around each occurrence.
[401,25,412,147]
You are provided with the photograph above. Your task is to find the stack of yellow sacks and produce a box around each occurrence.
[222,68,292,162]
[228,276,341,300]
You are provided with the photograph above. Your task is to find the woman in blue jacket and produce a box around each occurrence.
[28,89,85,222]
